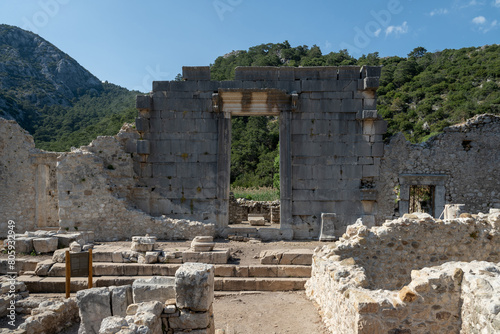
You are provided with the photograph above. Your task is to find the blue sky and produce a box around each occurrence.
[0,0,499,92]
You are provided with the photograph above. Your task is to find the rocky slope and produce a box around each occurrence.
[0,24,102,129]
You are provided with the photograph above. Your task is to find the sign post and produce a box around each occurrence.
[65,249,93,298]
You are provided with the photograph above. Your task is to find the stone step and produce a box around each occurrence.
[36,263,311,278]
[18,275,308,293]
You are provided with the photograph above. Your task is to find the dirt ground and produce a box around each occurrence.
[214,291,329,334]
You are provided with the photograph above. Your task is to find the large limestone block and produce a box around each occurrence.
[182,250,230,264]
[135,301,164,317]
[52,249,67,263]
[260,249,313,265]
[132,276,175,303]
[168,308,211,330]
[319,213,336,241]
[131,236,156,252]
[69,241,82,253]
[191,236,215,252]
[34,259,54,276]
[175,263,214,312]
[15,237,34,254]
[99,316,128,334]
[110,285,133,317]
[55,233,80,248]
[133,311,162,333]
[76,287,112,334]
[33,237,58,253]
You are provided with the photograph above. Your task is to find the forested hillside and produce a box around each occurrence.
[0,24,138,151]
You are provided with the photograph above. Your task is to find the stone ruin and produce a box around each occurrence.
[306,210,500,333]
[1,66,500,333]
[1,66,499,241]
[2,262,215,334]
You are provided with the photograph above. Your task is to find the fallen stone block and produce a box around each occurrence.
[248,214,267,226]
[175,262,214,312]
[34,259,54,276]
[135,300,164,316]
[52,249,67,263]
[69,241,81,253]
[132,276,175,303]
[110,285,133,317]
[76,287,112,334]
[33,237,58,253]
[14,237,34,254]
[19,299,79,334]
[54,233,80,248]
[168,308,211,330]
[131,236,156,252]
[191,236,215,252]
[144,251,160,264]
[99,316,128,334]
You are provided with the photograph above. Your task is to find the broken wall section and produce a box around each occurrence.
[56,124,214,241]
[377,114,500,221]
[0,118,59,237]
[306,212,500,334]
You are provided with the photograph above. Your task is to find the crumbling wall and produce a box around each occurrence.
[377,114,500,222]
[0,118,58,237]
[57,125,214,241]
[306,212,500,333]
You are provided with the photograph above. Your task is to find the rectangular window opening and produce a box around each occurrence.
[409,185,435,216]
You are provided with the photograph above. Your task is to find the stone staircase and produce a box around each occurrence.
[13,248,313,294]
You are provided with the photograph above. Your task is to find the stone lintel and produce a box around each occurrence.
[219,88,291,116]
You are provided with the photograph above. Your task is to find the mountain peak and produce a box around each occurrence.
[0,24,102,125]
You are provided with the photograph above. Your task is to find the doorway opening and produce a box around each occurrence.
[409,185,435,216]
[229,115,281,227]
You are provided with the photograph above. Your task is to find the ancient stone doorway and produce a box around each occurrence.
[215,89,294,232]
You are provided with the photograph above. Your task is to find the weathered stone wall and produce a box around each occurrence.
[135,79,219,225]
[136,65,385,238]
[56,125,214,241]
[377,114,500,222]
[0,118,58,237]
[306,212,500,333]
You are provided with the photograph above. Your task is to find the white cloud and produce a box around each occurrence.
[494,0,500,7]
[385,21,408,36]
[483,19,498,32]
[459,0,483,8]
[374,28,382,37]
[430,8,449,16]
[472,16,498,32]
[472,16,487,24]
